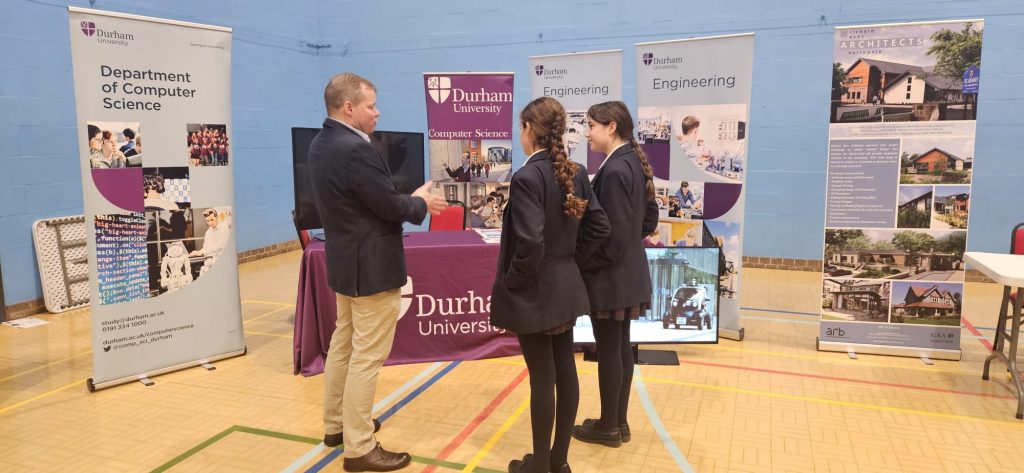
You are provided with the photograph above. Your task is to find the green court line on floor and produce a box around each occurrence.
[149,424,504,473]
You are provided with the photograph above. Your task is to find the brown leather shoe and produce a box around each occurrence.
[342,442,411,472]
[324,418,382,448]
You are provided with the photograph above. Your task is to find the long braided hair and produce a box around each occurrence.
[586,101,656,200]
[520,97,588,220]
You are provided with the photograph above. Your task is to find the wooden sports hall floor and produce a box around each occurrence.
[1,249,1022,473]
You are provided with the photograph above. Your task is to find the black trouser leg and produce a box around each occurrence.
[591,317,630,429]
[549,330,578,468]
[519,333,555,473]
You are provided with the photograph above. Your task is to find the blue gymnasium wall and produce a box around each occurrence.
[0,0,323,306]
[2,0,1022,306]
[315,0,1024,261]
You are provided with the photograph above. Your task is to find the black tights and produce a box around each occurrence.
[518,330,579,472]
[591,317,633,429]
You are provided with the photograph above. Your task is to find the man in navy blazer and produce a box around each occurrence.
[308,72,446,472]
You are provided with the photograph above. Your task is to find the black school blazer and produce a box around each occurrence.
[489,151,610,334]
[579,145,659,311]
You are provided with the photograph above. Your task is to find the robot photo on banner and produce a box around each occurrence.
[160,241,193,292]
[190,208,231,275]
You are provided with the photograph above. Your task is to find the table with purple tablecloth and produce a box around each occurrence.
[293,230,521,376]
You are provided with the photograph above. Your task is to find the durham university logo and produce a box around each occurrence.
[81,21,96,36]
[426,76,452,104]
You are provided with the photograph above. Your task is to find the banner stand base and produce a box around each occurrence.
[719,326,744,341]
[87,346,246,392]
[816,338,961,361]
[580,345,681,365]
[633,346,680,366]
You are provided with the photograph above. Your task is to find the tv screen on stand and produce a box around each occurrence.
[291,127,425,231]
[573,246,722,345]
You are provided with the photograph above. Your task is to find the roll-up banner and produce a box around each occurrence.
[423,73,515,230]
[68,7,245,390]
[819,19,983,360]
[635,33,755,341]
[529,50,622,170]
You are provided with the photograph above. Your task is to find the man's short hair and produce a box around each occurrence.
[203,208,218,218]
[324,73,376,113]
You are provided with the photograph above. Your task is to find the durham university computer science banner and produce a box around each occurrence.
[68,7,245,390]
[423,73,514,230]
[819,20,984,360]
[636,34,755,341]
[529,50,622,170]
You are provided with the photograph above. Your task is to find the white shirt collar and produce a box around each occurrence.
[598,142,630,171]
[526,148,548,164]
[328,117,371,143]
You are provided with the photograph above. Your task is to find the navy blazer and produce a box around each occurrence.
[490,151,610,334]
[308,119,427,297]
[579,144,659,312]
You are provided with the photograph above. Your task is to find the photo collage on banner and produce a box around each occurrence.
[424,74,514,230]
[69,7,244,389]
[820,20,983,358]
[528,50,622,171]
[635,34,755,342]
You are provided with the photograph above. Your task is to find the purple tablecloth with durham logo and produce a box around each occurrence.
[293,230,520,376]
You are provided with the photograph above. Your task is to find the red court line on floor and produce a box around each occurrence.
[678,359,1015,400]
[962,317,994,351]
[421,368,529,473]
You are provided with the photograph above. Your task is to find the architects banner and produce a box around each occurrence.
[68,8,244,390]
[423,73,514,229]
[636,34,755,341]
[529,50,622,170]
[819,20,983,360]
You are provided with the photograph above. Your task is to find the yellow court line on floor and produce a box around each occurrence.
[242,299,295,307]
[462,397,531,473]
[0,350,92,384]
[244,305,294,324]
[483,358,1019,427]
[0,379,85,416]
[246,330,291,339]
[682,344,973,375]
[641,374,1024,427]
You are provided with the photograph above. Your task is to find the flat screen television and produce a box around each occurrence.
[573,246,721,344]
[291,127,425,231]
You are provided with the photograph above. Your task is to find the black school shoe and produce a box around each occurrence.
[516,454,571,473]
[571,418,622,448]
[620,423,631,443]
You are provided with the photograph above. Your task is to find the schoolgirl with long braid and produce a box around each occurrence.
[490,96,610,473]
[573,101,659,448]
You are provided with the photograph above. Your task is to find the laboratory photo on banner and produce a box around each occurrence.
[467,182,509,229]
[86,121,143,168]
[429,139,513,184]
[145,206,233,297]
[574,247,721,344]
[654,179,705,220]
[669,104,748,183]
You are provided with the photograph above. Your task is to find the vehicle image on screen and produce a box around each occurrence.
[662,282,712,330]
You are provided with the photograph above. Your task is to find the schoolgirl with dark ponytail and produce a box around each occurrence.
[572,101,659,448]
[490,96,610,473]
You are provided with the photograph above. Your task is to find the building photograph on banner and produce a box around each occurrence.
[68,7,244,390]
[635,34,754,341]
[424,73,514,228]
[529,50,621,170]
[820,19,983,359]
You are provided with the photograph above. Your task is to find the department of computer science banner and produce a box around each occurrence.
[636,34,755,342]
[423,73,514,230]
[68,7,244,390]
[819,19,983,360]
[529,50,621,170]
